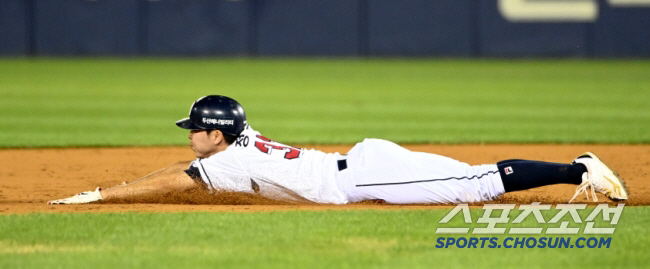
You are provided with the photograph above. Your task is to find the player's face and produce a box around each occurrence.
[188,130,219,158]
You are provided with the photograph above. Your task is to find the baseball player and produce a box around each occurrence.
[48,95,629,205]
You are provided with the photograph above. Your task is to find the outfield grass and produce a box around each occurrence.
[1,208,648,269]
[0,58,648,147]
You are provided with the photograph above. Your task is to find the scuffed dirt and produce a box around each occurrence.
[0,145,648,214]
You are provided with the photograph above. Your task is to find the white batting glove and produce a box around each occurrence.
[48,187,103,205]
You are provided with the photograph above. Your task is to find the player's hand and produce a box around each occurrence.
[47,187,103,204]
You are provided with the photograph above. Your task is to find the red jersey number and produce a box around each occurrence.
[254,135,302,160]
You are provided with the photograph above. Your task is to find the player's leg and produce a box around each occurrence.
[340,139,628,204]
[497,152,629,202]
[496,159,584,193]
[340,139,506,204]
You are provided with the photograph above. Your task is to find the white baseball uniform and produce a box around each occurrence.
[189,125,505,204]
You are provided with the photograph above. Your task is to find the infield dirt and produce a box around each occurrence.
[1,145,648,214]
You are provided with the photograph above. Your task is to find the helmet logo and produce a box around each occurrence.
[202,118,234,126]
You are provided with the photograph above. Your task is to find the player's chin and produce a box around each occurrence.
[192,150,208,159]
[189,146,198,156]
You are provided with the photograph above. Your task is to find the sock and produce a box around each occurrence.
[497,159,586,193]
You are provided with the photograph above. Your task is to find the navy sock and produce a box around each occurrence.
[497,159,586,193]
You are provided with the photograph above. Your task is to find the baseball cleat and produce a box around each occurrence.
[569,152,629,203]
[48,187,103,205]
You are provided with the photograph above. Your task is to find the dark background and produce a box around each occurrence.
[1,0,649,57]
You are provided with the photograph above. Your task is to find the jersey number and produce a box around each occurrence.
[254,135,302,160]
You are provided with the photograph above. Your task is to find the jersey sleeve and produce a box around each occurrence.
[189,159,255,194]
[184,165,206,188]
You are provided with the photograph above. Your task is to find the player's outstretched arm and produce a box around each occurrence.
[48,161,199,204]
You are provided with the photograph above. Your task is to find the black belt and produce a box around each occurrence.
[337,159,347,171]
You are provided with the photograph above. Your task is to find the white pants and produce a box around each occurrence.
[337,139,506,204]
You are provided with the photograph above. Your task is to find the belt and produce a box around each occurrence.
[337,159,347,171]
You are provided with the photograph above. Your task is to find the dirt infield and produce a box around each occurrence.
[1,145,648,214]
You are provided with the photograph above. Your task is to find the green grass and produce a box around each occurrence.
[0,58,648,147]
[1,207,648,268]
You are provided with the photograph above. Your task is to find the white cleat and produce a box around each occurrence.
[569,152,629,203]
[48,187,103,205]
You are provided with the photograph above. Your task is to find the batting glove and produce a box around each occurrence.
[48,187,103,205]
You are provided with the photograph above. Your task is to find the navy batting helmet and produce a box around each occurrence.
[176,95,247,136]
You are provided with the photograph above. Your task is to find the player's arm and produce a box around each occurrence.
[48,161,199,204]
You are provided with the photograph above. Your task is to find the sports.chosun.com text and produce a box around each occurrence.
[435,237,611,249]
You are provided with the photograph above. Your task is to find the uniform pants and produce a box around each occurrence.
[337,139,506,204]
